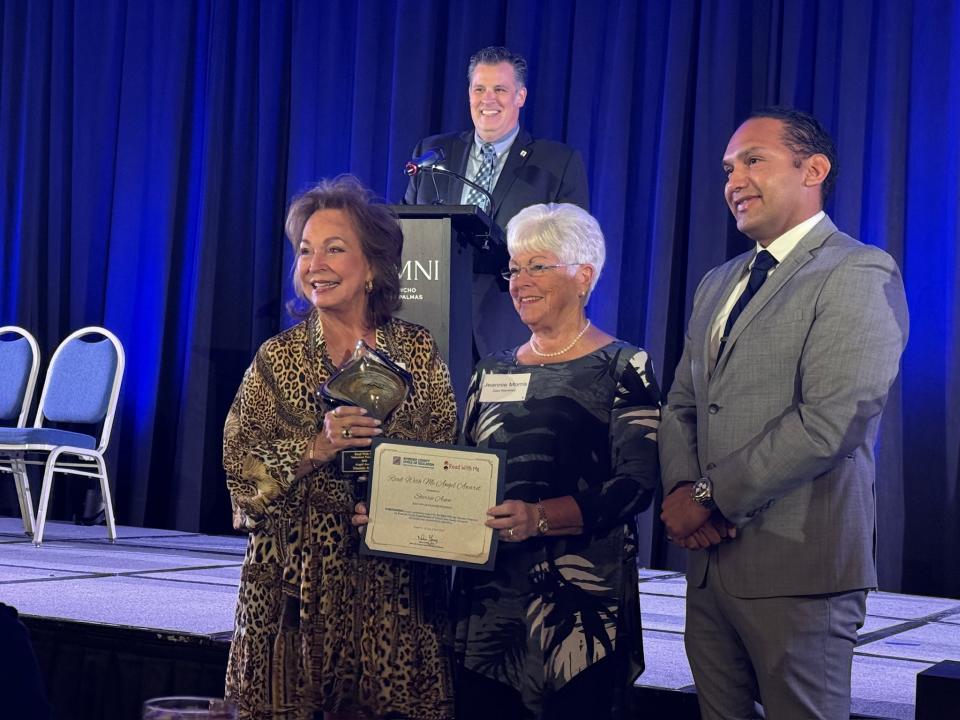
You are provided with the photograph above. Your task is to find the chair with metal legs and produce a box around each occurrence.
[0,326,124,545]
[0,326,41,535]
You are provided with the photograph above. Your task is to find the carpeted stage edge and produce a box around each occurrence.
[2,518,957,719]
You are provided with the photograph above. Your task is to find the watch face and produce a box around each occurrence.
[536,502,548,534]
[692,479,713,505]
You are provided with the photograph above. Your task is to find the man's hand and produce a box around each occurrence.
[660,482,712,540]
[676,515,738,550]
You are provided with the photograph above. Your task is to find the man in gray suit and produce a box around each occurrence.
[659,107,909,719]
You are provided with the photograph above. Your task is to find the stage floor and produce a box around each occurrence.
[1,518,957,719]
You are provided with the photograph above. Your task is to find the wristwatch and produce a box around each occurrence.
[690,477,716,511]
[536,501,549,535]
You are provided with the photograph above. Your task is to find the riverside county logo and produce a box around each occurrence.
[397,455,436,469]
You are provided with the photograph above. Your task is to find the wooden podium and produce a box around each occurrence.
[388,205,504,408]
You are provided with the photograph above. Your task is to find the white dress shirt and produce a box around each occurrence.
[709,211,825,364]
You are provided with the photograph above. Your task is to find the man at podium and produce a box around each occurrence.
[404,46,589,356]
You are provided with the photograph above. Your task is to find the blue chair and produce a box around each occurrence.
[0,327,125,545]
[0,326,41,534]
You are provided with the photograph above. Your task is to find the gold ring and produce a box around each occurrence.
[341,427,352,439]
[507,528,515,538]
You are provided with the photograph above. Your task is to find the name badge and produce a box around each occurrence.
[479,373,531,403]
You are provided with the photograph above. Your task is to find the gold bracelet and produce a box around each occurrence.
[308,436,321,471]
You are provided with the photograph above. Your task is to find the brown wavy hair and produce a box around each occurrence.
[285,175,402,327]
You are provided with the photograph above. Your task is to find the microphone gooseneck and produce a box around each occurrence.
[404,147,446,176]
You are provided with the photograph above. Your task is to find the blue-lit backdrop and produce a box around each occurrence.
[1,0,957,597]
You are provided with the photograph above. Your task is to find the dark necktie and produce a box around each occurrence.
[464,142,496,212]
[717,249,778,360]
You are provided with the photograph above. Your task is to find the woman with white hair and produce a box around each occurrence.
[451,203,662,720]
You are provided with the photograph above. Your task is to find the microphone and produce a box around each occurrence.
[404,147,445,176]
[402,147,498,224]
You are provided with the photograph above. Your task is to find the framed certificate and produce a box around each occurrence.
[361,438,505,570]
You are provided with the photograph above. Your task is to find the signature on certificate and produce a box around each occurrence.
[415,532,441,547]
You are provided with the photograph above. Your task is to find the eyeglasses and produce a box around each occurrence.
[499,263,583,281]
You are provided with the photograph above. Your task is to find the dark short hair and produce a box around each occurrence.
[749,106,838,202]
[467,46,528,87]
[285,175,402,327]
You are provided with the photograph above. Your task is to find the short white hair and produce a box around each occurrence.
[506,203,605,297]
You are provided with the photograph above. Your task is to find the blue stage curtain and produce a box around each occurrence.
[1,0,957,596]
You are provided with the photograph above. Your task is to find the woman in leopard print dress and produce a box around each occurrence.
[224,177,457,720]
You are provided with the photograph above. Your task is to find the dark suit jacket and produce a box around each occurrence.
[403,128,589,356]
[404,129,589,270]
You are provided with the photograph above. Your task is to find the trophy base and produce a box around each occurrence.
[340,449,371,475]
[340,449,371,503]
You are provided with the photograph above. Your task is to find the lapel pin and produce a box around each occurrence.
[520,149,528,158]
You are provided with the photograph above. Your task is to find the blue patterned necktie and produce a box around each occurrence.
[717,249,778,360]
[464,142,497,212]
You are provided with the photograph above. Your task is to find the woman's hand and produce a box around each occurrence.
[485,499,538,542]
[312,406,383,465]
[351,500,369,529]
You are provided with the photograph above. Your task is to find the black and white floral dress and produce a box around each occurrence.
[453,340,661,716]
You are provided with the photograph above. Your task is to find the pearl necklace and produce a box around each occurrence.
[529,319,592,358]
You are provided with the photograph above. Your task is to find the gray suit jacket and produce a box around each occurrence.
[660,216,909,598]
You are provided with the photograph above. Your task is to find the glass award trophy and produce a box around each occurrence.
[318,340,412,483]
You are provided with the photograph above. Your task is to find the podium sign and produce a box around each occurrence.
[389,205,502,408]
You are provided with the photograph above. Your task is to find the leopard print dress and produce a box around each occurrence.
[224,312,457,720]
